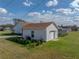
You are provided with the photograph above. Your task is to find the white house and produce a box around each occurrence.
[13,22,24,34]
[58,26,72,33]
[23,22,58,41]
[13,19,29,34]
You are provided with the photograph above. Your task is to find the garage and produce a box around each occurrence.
[49,31,55,39]
[23,22,58,41]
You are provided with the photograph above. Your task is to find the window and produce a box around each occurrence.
[31,31,34,38]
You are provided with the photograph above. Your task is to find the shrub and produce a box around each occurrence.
[6,37,45,49]
[59,32,68,37]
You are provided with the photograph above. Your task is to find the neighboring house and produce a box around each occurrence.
[62,26,72,32]
[0,27,4,31]
[13,22,24,34]
[4,27,11,30]
[71,25,78,31]
[58,26,72,33]
[13,19,29,34]
[58,26,64,36]
[58,26,72,36]
[13,22,30,34]
[23,22,58,41]
[78,27,79,31]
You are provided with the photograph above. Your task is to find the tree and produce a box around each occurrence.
[71,25,78,31]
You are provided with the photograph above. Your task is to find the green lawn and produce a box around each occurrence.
[0,30,12,35]
[0,30,17,36]
[0,31,79,59]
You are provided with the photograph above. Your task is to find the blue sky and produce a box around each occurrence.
[0,0,79,26]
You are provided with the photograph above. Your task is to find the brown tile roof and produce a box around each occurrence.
[23,22,57,30]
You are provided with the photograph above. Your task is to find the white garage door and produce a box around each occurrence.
[50,32,55,39]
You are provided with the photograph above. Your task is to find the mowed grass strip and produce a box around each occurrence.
[0,39,30,59]
[0,31,79,59]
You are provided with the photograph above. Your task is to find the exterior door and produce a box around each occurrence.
[50,32,55,39]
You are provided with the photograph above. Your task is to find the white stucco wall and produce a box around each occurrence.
[23,29,46,41]
[46,24,58,41]
[13,24,23,34]
[23,23,58,41]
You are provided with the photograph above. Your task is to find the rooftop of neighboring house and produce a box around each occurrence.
[58,25,72,29]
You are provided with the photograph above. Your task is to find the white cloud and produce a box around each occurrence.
[27,11,54,22]
[28,12,41,16]
[70,0,79,8]
[27,11,79,26]
[42,10,53,14]
[74,7,79,12]
[46,11,53,14]
[0,17,13,25]
[46,0,58,7]
[0,8,8,14]
[42,10,46,13]
[0,8,15,17]
[56,8,76,15]
[23,0,33,7]
[28,11,53,17]
[69,0,79,15]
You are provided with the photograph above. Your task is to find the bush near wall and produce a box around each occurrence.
[6,37,45,49]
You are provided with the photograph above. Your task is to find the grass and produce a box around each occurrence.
[0,31,79,59]
[0,30,18,36]
[0,30,11,35]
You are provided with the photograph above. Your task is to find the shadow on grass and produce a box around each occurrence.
[6,37,45,49]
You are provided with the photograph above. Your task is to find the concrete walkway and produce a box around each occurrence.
[0,35,21,39]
